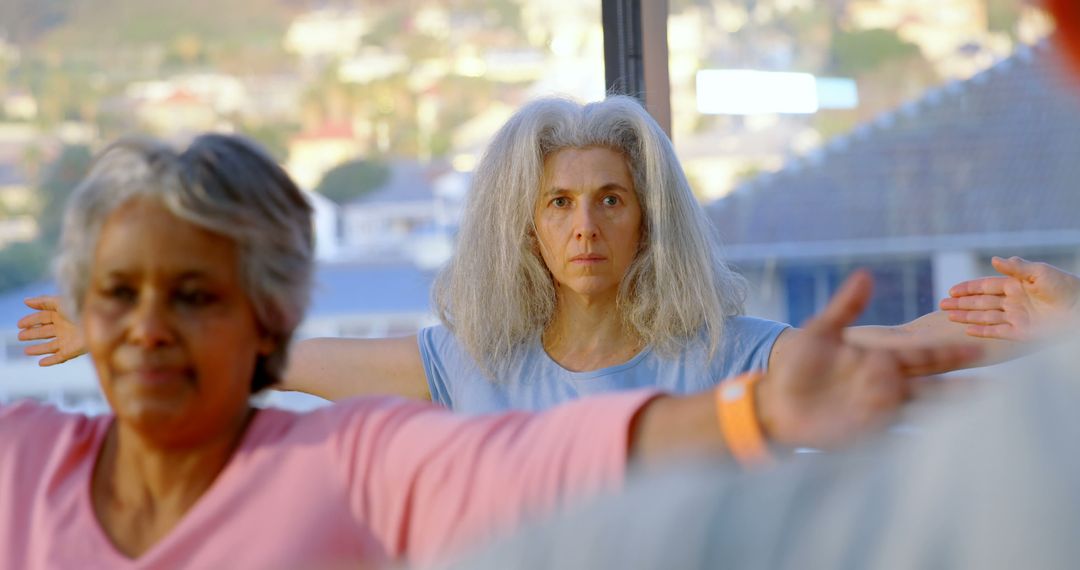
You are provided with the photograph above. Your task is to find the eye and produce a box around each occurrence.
[96,280,138,302]
[550,196,570,208]
[102,284,137,303]
[601,195,620,206]
[175,289,217,307]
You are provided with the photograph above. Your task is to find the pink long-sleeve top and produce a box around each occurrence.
[0,390,658,569]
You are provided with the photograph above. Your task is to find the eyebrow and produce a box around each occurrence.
[97,268,218,282]
[542,182,633,196]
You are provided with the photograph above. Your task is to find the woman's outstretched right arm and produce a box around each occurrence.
[18,294,431,401]
[283,337,430,401]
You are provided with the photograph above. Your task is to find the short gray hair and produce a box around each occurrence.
[56,133,314,392]
[433,95,746,374]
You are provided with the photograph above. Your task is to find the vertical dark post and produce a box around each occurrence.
[602,0,672,138]
[602,0,644,99]
[641,0,671,138]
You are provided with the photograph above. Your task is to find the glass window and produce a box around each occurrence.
[671,0,1067,326]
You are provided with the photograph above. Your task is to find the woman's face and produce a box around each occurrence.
[83,198,272,445]
[534,147,643,303]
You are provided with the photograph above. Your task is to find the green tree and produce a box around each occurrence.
[0,0,73,44]
[829,28,923,77]
[238,122,298,162]
[314,160,391,205]
[0,144,93,293]
[36,144,92,246]
[986,0,1022,37]
[0,241,51,292]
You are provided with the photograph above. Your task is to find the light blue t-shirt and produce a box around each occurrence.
[418,316,790,413]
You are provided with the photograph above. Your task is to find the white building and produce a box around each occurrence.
[286,123,363,192]
[339,161,453,267]
[284,9,367,61]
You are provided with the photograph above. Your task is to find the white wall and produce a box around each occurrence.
[932,250,980,303]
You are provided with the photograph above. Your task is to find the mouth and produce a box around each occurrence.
[569,254,607,264]
[122,366,191,386]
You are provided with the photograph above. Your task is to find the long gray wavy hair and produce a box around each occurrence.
[433,95,746,374]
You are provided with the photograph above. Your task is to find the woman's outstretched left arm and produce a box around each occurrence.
[841,257,1080,370]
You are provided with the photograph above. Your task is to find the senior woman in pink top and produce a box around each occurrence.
[0,134,976,569]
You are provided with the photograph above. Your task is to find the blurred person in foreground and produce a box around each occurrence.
[17,97,1073,414]
[443,326,1080,570]
[0,134,977,569]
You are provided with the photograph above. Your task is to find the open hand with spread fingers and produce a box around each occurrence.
[940,257,1080,342]
[16,294,87,366]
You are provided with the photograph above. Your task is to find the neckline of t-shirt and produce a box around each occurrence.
[77,407,283,564]
[537,340,654,379]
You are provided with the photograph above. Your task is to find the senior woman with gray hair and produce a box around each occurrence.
[0,133,980,568]
[283,95,1073,408]
[19,96,1077,413]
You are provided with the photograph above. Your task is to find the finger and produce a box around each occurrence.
[17,324,57,341]
[991,256,1038,281]
[23,295,60,311]
[16,311,53,329]
[964,323,1021,341]
[854,380,908,424]
[939,295,1005,311]
[893,344,982,376]
[948,276,1009,297]
[865,352,914,402]
[804,270,873,336]
[38,354,67,367]
[851,354,912,424]
[23,339,60,357]
[944,309,1007,325]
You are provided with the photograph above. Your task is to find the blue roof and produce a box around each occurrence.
[0,162,27,186]
[307,261,435,317]
[0,281,56,332]
[348,161,435,205]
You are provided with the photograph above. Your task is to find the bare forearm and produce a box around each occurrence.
[628,392,731,467]
[847,311,1012,368]
[280,336,431,401]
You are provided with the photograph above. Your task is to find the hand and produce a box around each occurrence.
[757,271,980,450]
[940,256,1080,342]
[16,295,87,366]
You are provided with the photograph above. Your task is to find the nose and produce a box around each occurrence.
[128,292,175,348]
[574,203,599,241]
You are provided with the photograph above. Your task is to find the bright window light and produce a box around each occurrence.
[815,77,859,109]
[696,70,858,115]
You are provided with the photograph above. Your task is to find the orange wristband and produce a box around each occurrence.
[716,371,776,468]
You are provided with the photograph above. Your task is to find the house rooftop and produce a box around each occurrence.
[347,161,438,205]
[708,40,1080,259]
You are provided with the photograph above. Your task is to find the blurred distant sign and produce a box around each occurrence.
[696,70,858,115]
